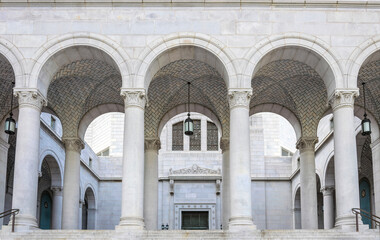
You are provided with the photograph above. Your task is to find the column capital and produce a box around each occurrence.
[144,138,161,151]
[63,138,84,152]
[228,88,252,109]
[220,138,229,153]
[121,88,146,109]
[296,137,318,152]
[329,89,359,111]
[51,186,63,196]
[320,186,335,196]
[15,90,47,111]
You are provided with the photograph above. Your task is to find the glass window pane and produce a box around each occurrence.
[207,122,218,151]
[172,122,184,151]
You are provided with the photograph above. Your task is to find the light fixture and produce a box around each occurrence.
[5,81,16,135]
[184,82,194,136]
[361,82,371,136]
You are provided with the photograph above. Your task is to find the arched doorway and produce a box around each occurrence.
[359,178,372,228]
[294,188,301,229]
[82,187,96,230]
[39,191,52,229]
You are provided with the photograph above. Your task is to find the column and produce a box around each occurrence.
[228,89,255,230]
[78,200,84,229]
[321,186,335,229]
[144,138,160,230]
[118,89,146,229]
[330,89,361,229]
[371,138,380,217]
[61,138,84,229]
[11,91,46,230]
[0,138,10,228]
[296,137,318,229]
[220,138,230,230]
[51,186,63,229]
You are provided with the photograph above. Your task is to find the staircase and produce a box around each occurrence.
[0,229,379,240]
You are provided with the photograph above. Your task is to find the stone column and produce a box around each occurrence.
[0,138,10,228]
[220,138,230,230]
[118,89,146,229]
[78,200,84,229]
[371,138,380,217]
[144,138,160,230]
[61,138,84,229]
[296,137,318,229]
[228,89,255,230]
[51,186,63,229]
[330,89,361,229]
[321,186,335,229]
[11,91,46,230]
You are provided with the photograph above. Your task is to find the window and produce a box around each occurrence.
[172,122,184,151]
[97,147,110,157]
[51,116,56,130]
[190,120,201,151]
[207,122,218,151]
[281,147,293,157]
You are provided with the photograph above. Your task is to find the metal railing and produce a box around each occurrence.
[352,208,380,232]
[0,209,19,232]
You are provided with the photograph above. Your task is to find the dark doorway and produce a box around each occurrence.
[39,191,52,229]
[181,211,209,230]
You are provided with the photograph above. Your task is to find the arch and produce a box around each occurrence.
[293,185,301,229]
[136,33,237,89]
[39,150,63,187]
[82,183,97,206]
[158,103,223,138]
[78,104,124,141]
[0,37,25,88]
[347,36,380,89]
[29,32,132,97]
[243,33,344,97]
[250,103,301,140]
[83,185,96,230]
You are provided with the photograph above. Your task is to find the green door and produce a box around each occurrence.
[359,179,372,228]
[39,191,52,229]
[181,211,209,230]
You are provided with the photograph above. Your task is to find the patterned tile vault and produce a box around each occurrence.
[357,60,380,126]
[0,54,16,122]
[47,59,123,138]
[145,59,229,138]
[251,60,328,137]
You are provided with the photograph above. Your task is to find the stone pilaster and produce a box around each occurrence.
[321,186,335,229]
[329,89,361,229]
[228,89,255,230]
[220,137,230,229]
[51,186,63,229]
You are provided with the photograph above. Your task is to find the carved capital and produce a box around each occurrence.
[121,89,146,109]
[63,138,84,152]
[145,138,161,151]
[296,137,318,152]
[15,90,47,110]
[51,186,63,196]
[220,138,229,153]
[320,186,334,196]
[329,89,359,111]
[228,89,252,109]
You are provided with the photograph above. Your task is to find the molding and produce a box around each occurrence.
[169,164,221,176]
[228,89,252,109]
[120,89,146,110]
[296,137,318,152]
[62,138,85,152]
[329,89,359,111]
[15,90,47,111]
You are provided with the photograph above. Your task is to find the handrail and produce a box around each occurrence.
[352,208,380,232]
[0,209,19,232]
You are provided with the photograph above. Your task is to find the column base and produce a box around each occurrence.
[334,214,368,231]
[6,214,38,232]
[116,217,145,231]
[228,217,256,231]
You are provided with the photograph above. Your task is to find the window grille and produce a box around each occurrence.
[207,122,218,151]
[172,122,184,151]
[190,120,201,151]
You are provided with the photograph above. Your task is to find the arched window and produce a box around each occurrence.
[207,121,218,151]
[172,122,184,151]
[190,120,201,151]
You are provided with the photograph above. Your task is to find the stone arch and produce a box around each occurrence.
[39,150,63,187]
[83,185,96,230]
[243,33,344,98]
[347,36,380,89]
[158,103,222,138]
[29,32,132,97]
[250,103,302,140]
[0,37,25,88]
[78,104,124,141]
[136,33,237,89]
[83,184,97,208]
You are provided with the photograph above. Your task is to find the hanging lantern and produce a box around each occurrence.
[361,82,371,136]
[184,82,193,136]
[5,82,16,135]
